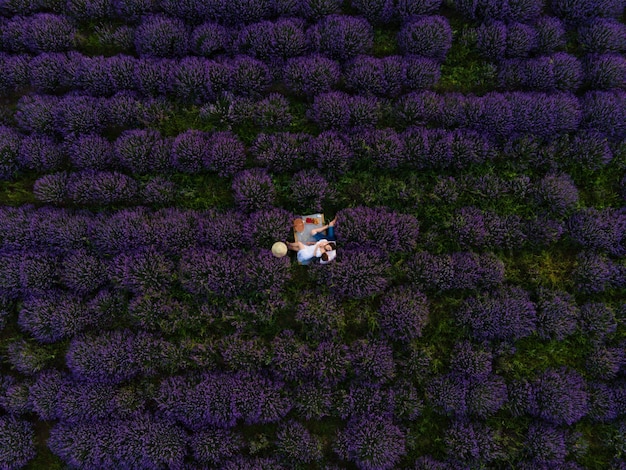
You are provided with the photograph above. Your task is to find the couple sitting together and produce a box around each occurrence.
[286,217,337,265]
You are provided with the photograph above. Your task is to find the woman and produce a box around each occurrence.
[286,239,336,264]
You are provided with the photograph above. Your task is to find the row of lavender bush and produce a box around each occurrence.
[0,13,452,60]
[0,0,622,26]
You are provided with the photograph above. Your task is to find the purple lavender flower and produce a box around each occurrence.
[271,329,313,381]
[352,128,406,169]
[179,248,248,298]
[573,251,620,293]
[228,55,271,97]
[252,132,310,173]
[191,22,231,57]
[197,209,253,250]
[246,207,293,249]
[404,56,441,90]
[351,0,394,24]
[378,286,429,342]
[351,339,396,382]
[306,130,354,177]
[578,18,626,53]
[586,345,624,380]
[398,16,452,61]
[65,133,115,170]
[396,0,441,19]
[562,130,614,170]
[298,0,342,20]
[54,93,106,136]
[311,245,390,299]
[506,22,538,58]
[289,169,330,212]
[75,55,118,97]
[172,57,215,103]
[134,57,174,96]
[29,207,92,252]
[111,246,175,295]
[467,375,508,418]
[460,252,505,289]
[141,176,177,205]
[293,381,333,420]
[295,291,345,340]
[533,367,589,426]
[253,93,293,129]
[450,341,493,378]
[171,129,209,174]
[0,416,35,469]
[205,131,246,177]
[579,302,617,339]
[309,91,351,130]
[235,18,307,60]
[89,207,154,255]
[15,94,59,135]
[334,416,406,470]
[452,206,526,250]
[67,330,177,384]
[443,419,502,464]
[507,91,581,137]
[28,52,76,93]
[218,333,270,371]
[338,382,395,420]
[307,14,374,61]
[276,421,323,463]
[336,206,420,252]
[0,52,29,96]
[114,128,171,174]
[588,382,618,422]
[532,173,579,216]
[190,428,244,466]
[66,0,114,20]
[221,0,273,24]
[567,207,626,256]
[19,13,77,53]
[535,288,579,340]
[550,0,623,25]
[134,14,189,58]
[475,21,506,62]
[525,422,568,466]
[535,16,566,53]
[0,374,30,415]
[465,92,513,139]
[456,286,537,341]
[49,414,187,469]
[67,170,139,206]
[32,172,68,204]
[282,54,341,98]
[581,90,626,141]
[349,94,383,129]
[0,125,21,180]
[232,167,276,212]
[18,292,98,343]
[584,54,626,90]
[60,248,109,294]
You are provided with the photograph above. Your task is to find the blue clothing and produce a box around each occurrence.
[313,226,335,242]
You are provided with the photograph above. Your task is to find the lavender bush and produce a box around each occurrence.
[307,15,374,61]
[282,54,341,98]
[0,416,36,469]
[397,16,452,61]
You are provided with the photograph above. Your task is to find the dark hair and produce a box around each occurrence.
[328,241,336,250]
[321,252,329,262]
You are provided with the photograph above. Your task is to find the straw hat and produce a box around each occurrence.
[271,241,288,257]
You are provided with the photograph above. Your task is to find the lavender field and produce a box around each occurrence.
[0,0,625,468]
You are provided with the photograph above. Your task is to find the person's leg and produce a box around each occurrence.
[287,241,306,251]
[311,224,329,237]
